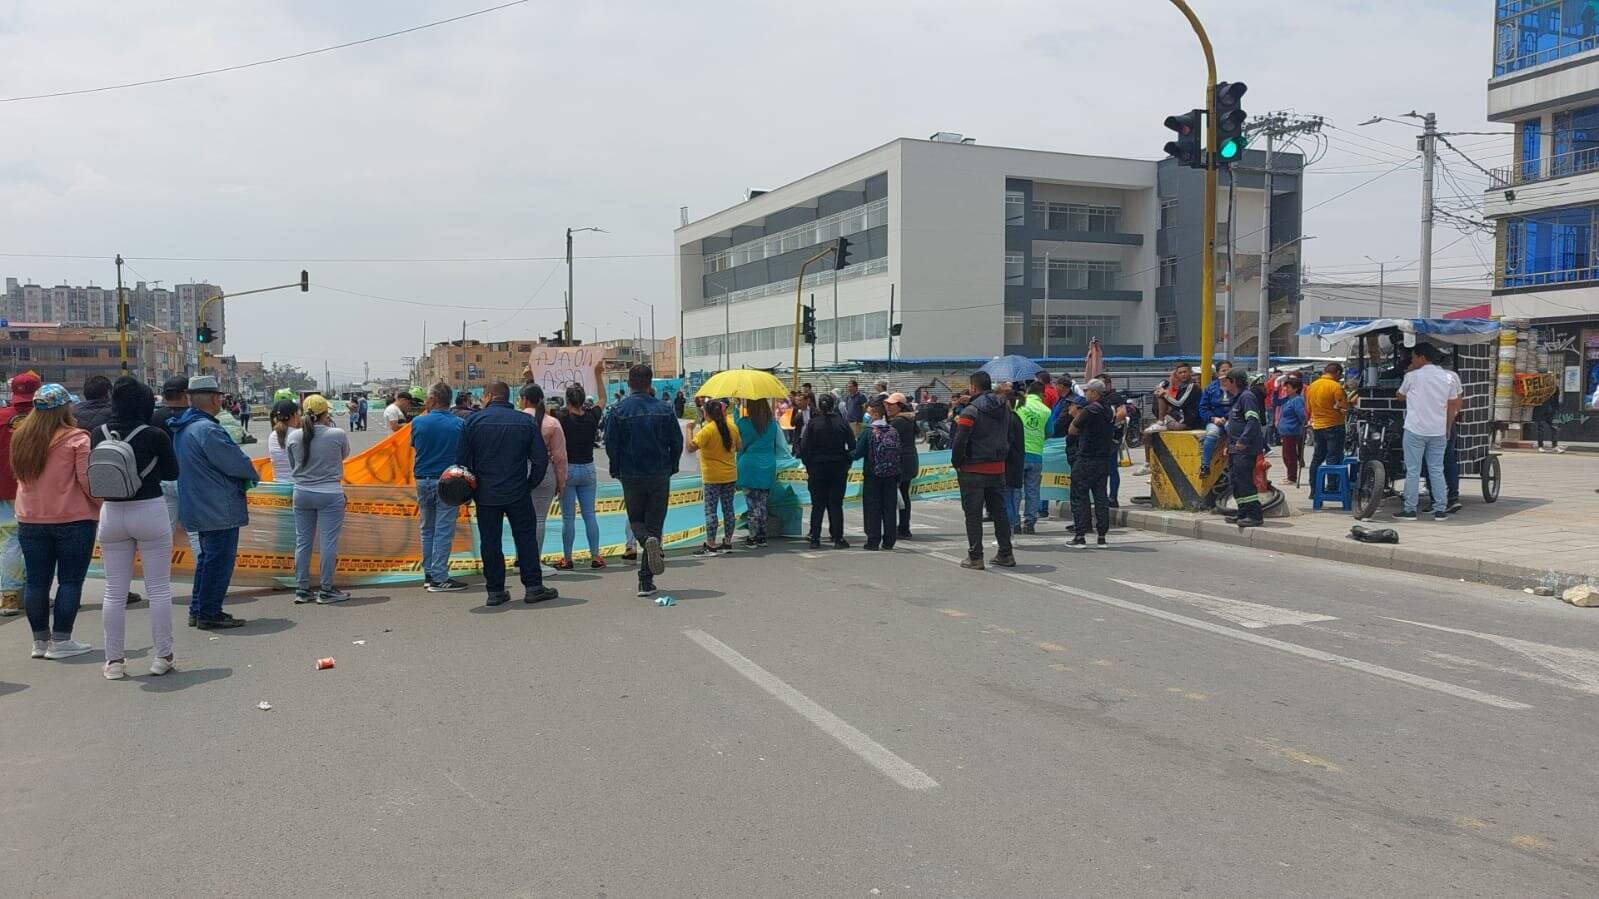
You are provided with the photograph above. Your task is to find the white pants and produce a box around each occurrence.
[99,497,174,662]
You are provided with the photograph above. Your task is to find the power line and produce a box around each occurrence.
[0,250,685,264]
[0,0,534,103]
[319,284,563,312]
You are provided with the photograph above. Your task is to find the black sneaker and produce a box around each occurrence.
[754,538,768,548]
[1236,517,1263,529]
[807,537,822,550]
[484,591,511,607]
[1021,523,1036,535]
[1394,510,1419,520]
[316,588,352,604]
[523,586,559,604]
[1067,536,1088,549]
[127,592,143,605]
[644,537,666,576]
[1198,464,1211,479]
[1432,512,1450,522]
[1096,536,1108,546]
[832,538,851,549]
[187,614,196,628]
[896,529,912,540]
[293,588,315,604]
[195,615,244,630]
[991,553,1017,568]
[1446,500,1464,514]
[864,543,881,551]
[427,578,469,593]
[636,580,658,598]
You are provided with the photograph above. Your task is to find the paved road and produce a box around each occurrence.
[4,497,1598,896]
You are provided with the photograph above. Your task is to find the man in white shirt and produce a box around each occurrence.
[1395,343,1461,521]
[384,393,414,432]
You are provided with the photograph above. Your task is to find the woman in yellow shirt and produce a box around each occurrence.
[688,400,741,555]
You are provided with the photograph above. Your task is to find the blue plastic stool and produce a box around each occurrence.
[1311,460,1353,511]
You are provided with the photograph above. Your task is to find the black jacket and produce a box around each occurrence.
[800,412,854,467]
[951,391,1012,471]
[75,398,114,434]
[456,400,548,506]
[89,417,181,502]
[889,411,919,480]
[1004,409,1025,488]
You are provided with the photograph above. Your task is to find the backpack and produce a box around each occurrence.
[870,425,901,478]
[88,425,157,500]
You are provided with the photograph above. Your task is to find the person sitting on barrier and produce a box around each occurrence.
[1221,370,1266,529]
[1196,360,1235,479]
[1147,362,1200,432]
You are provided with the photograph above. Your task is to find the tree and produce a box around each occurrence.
[267,363,315,393]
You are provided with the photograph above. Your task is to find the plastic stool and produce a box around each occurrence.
[1311,461,1353,511]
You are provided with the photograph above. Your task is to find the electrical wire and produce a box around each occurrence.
[0,250,687,264]
[319,284,563,312]
[0,0,534,103]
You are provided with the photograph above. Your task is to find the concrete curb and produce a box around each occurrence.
[1112,506,1592,591]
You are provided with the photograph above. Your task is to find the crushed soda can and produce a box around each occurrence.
[316,657,336,670]
[655,595,675,607]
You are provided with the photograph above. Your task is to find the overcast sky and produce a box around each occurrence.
[0,1,1498,382]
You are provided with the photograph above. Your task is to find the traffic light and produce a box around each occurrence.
[300,270,310,292]
[1214,81,1249,165]
[196,325,215,344]
[551,328,565,346]
[802,306,817,344]
[1163,109,1205,169]
[833,236,853,271]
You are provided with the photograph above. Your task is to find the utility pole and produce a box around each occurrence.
[324,360,331,395]
[1417,111,1437,317]
[1224,172,1237,363]
[887,284,895,364]
[1364,256,1388,319]
[1248,111,1322,372]
[114,254,129,375]
[566,226,604,348]
[809,293,817,370]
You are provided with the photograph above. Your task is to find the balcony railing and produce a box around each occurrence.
[1494,33,1599,77]
[1498,264,1599,290]
[1489,146,1599,189]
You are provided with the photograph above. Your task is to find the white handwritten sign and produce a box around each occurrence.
[527,345,606,402]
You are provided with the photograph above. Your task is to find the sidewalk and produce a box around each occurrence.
[1107,447,1599,590]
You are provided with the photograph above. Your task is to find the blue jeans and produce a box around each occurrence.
[1108,451,1121,503]
[1403,430,1448,514]
[561,463,601,561]
[293,489,347,591]
[1021,458,1042,526]
[191,528,241,620]
[18,520,96,641]
[1200,422,1224,468]
[1441,431,1460,503]
[416,478,458,585]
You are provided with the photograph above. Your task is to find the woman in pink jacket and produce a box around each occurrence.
[519,383,567,569]
[11,384,101,661]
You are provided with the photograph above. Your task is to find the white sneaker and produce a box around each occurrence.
[44,638,92,660]
[150,656,175,676]
[1537,446,1548,453]
[104,660,126,680]
[31,640,46,659]
[1555,446,1567,454]
[1144,422,1168,434]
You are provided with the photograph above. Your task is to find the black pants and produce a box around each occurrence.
[1536,419,1559,448]
[621,475,672,581]
[1229,450,1263,521]
[1070,457,1111,538]
[896,480,913,534]
[475,496,542,593]
[806,461,848,542]
[862,474,899,548]
[1309,426,1346,489]
[958,471,1011,560]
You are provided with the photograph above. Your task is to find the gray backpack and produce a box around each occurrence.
[88,425,157,500]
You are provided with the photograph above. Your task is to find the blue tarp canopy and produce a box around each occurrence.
[1296,318,1501,352]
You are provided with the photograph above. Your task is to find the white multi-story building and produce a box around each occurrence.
[675,134,1303,375]
[4,277,224,373]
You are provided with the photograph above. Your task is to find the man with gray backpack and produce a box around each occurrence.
[89,377,180,678]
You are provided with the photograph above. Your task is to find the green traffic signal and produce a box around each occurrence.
[1219,138,1245,161]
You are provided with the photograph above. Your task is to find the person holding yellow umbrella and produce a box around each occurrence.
[694,370,789,549]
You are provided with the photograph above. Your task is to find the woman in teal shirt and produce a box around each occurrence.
[736,399,784,547]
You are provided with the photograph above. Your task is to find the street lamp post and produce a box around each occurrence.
[631,298,655,368]
[462,318,487,386]
[566,226,605,346]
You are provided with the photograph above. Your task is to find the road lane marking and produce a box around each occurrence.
[906,545,1531,711]
[1110,579,1339,629]
[1388,618,1599,696]
[683,629,940,792]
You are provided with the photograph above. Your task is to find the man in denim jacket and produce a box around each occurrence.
[603,364,683,597]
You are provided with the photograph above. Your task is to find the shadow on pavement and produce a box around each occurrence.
[139,666,233,693]
[657,588,724,602]
[226,617,297,636]
[323,595,392,608]
[0,682,29,698]
[467,595,590,614]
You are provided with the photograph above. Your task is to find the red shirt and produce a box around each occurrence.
[1042,385,1059,408]
[0,401,28,501]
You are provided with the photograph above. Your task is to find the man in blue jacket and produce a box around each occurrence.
[172,375,260,630]
[457,381,554,607]
[604,364,683,597]
[411,382,467,593]
[1197,360,1234,479]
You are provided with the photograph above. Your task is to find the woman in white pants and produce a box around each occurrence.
[519,384,567,568]
[93,378,180,679]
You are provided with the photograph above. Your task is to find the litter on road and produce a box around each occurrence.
[256,701,272,711]
[316,657,336,670]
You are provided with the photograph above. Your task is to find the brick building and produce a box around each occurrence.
[0,323,186,392]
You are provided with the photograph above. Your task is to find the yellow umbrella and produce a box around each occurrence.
[694,369,788,400]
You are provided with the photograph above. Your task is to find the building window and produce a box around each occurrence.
[1030,314,1121,346]
[1160,257,1178,287]
[1004,313,1023,346]
[1158,314,1179,344]
[1032,258,1122,291]
[1519,118,1542,182]
[1161,199,1179,230]
[1501,204,1599,287]
[1552,105,1599,177]
[1495,1,1599,76]
[1005,252,1026,287]
[1030,201,1122,233]
[1005,191,1026,227]
[700,196,888,277]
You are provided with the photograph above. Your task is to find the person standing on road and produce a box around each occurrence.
[384,392,414,432]
[672,389,687,420]
[788,392,814,453]
[286,394,353,604]
[459,381,555,607]
[74,375,114,434]
[267,399,300,481]
[1222,370,1267,529]
[799,393,854,549]
[951,370,1015,571]
[453,390,477,422]
[1014,382,1050,534]
[151,376,201,562]
[238,397,252,434]
[12,384,100,660]
[736,398,781,548]
[843,380,867,438]
[851,398,901,551]
[1305,362,1350,490]
[689,399,740,556]
[173,376,259,630]
[1067,380,1114,547]
[1099,373,1129,508]
[554,384,605,570]
[519,383,567,571]
[884,392,918,540]
[0,373,40,619]
[92,378,180,679]
[356,395,368,431]
[1534,383,1564,453]
[603,364,683,597]
[411,383,468,592]
[1275,378,1308,487]
[1395,344,1460,522]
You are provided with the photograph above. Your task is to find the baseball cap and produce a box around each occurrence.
[302,393,331,417]
[187,375,222,394]
[161,375,190,398]
[887,392,907,405]
[9,372,41,404]
[33,383,71,410]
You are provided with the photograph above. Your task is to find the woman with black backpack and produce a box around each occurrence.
[91,377,180,679]
[851,398,901,551]
[799,393,855,549]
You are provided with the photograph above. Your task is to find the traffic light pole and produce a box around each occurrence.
[197,272,309,374]
[1167,0,1219,388]
[791,245,837,391]
[115,254,129,375]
